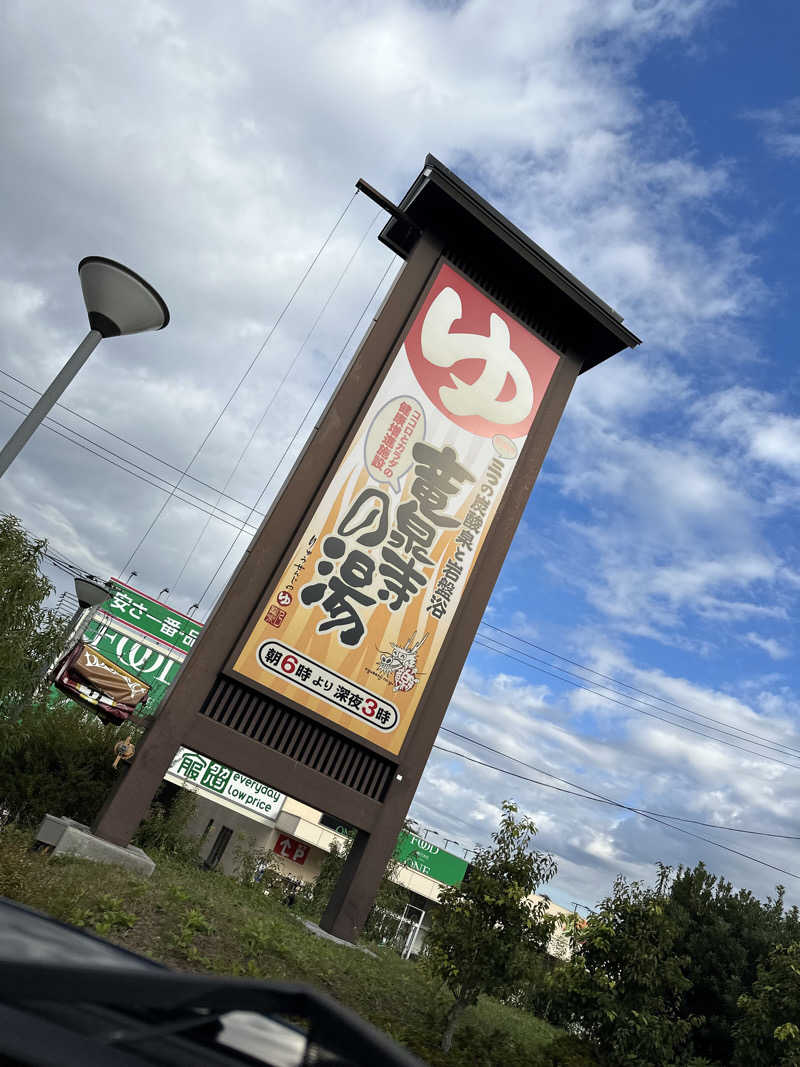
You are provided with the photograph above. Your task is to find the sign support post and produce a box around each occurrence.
[93,156,640,942]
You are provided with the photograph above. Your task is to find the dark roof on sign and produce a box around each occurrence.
[379,154,641,371]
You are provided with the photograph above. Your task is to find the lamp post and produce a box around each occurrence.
[0,257,169,478]
[65,575,113,651]
[37,574,111,695]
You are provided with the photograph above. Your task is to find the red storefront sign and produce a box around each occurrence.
[273,833,309,865]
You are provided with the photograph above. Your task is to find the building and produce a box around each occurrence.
[164,744,575,959]
[56,578,577,958]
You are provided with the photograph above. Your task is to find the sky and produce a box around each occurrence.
[1,0,799,913]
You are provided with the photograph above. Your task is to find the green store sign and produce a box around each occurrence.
[80,617,183,716]
[101,579,202,654]
[320,816,468,886]
[395,831,468,887]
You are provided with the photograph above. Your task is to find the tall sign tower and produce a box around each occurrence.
[94,156,640,941]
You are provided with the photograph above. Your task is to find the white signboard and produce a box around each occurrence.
[166,747,286,822]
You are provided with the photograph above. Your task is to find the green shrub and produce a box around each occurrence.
[538,1034,603,1067]
[133,786,199,862]
[0,514,69,717]
[0,698,138,827]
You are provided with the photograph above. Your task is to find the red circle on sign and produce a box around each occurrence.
[404,263,560,439]
[277,590,292,607]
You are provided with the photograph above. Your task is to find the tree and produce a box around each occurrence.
[425,800,557,1052]
[551,866,698,1067]
[0,697,137,826]
[0,515,138,826]
[734,942,800,1067]
[0,515,68,724]
[668,862,800,1064]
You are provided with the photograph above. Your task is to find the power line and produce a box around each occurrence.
[122,188,360,575]
[195,253,397,610]
[476,628,800,762]
[0,396,260,537]
[0,368,266,518]
[432,743,800,881]
[0,390,260,533]
[473,634,800,772]
[170,209,381,597]
[480,620,800,759]
[440,727,800,840]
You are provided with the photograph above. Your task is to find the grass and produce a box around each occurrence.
[0,825,567,1066]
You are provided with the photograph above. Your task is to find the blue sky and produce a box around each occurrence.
[1,0,798,910]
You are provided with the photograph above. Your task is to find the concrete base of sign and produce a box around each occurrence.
[302,920,377,958]
[34,815,155,879]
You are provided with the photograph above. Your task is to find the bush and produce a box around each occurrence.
[133,786,199,863]
[733,942,800,1066]
[0,698,139,827]
[0,514,69,717]
[538,1034,603,1067]
[233,831,283,895]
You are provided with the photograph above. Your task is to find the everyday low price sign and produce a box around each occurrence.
[166,747,286,822]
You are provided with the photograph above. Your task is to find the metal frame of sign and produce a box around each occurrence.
[94,155,640,942]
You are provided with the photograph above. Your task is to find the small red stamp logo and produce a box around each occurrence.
[276,590,292,607]
[393,666,417,693]
[265,605,286,627]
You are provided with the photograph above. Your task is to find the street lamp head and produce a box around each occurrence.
[74,575,112,610]
[78,256,169,339]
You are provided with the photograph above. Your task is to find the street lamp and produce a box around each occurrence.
[38,574,112,694]
[67,575,113,646]
[0,256,169,478]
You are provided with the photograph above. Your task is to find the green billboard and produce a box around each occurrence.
[51,581,203,718]
[395,831,468,886]
[81,617,183,716]
[101,579,202,653]
[319,816,468,886]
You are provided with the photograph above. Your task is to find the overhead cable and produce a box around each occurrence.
[473,635,800,772]
[432,743,800,881]
[121,189,360,575]
[479,620,800,759]
[170,209,381,597]
[0,368,265,518]
[440,727,800,840]
[0,390,259,532]
[195,254,397,610]
[0,397,259,537]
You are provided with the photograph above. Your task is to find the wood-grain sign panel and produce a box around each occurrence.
[232,262,560,755]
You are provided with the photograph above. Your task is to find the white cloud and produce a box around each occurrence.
[744,97,800,160]
[744,631,790,661]
[416,662,800,909]
[694,386,800,476]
